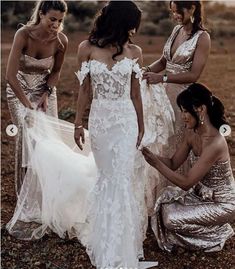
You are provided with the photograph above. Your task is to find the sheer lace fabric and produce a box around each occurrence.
[6,110,96,239]
[7,57,173,269]
[76,58,144,268]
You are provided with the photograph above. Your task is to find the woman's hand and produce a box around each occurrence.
[142,72,163,84]
[37,92,49,112]
[25,100,34,110]
[74,127,85,150]
[24,110,34,128]
[142,147,158,168]
[136,129,144,149]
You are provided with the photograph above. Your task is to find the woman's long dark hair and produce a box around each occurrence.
[177,83,228,130]
[170,1,206,38]
[89,1,141,60]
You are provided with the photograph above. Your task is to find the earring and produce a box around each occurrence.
[128,29,136,37]
[199,115,204,125]
[190,15,195,24]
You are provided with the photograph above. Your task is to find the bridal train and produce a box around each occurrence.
[7,59,174,269]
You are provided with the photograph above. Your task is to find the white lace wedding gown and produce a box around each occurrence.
[76,58,145,268]
[7,57,174,269]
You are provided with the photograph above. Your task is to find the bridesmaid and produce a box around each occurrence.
[5,0,68,195]
[143,1,211,209]
[142,83,235,252]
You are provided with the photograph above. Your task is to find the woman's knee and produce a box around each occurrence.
[162,204,179,231]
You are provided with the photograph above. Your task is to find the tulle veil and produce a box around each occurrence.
[7,80,175,241]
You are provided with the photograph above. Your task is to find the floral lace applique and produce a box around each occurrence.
[75,61,90,86]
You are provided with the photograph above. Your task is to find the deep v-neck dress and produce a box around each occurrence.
[6,54,58,194]
[154,25,205,198]
[164,25,204,148]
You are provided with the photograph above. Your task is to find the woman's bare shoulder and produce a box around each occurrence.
[128,44,142,60]
[14,26,29,40]
[77,40,93,61]
[78,40,92,50]
[58,32,68,46]
[197,31,211,46]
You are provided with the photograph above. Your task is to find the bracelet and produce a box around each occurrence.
[145,66,152,72]
[75,125,83,129]
[163,73,168,83]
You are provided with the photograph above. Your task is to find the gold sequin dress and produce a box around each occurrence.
[6,54,57,195]
[154,26,207,199]
[152,155,235,252]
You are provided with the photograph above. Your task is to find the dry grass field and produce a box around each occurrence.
[1,29,235,269]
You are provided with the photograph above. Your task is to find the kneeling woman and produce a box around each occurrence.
[142,83,235,252]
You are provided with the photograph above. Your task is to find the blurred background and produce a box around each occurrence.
[1,2,235,269]
[1,1,235,37]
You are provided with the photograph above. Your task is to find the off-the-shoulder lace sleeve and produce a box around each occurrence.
[75,61,90,86]
[132,58,142,84]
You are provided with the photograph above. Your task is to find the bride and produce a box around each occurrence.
[73,1,145,268]
[7,1,174,268]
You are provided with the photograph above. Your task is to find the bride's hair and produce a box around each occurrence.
[88,1,142,60]
[170,1,206,38]
[177,83,228,130]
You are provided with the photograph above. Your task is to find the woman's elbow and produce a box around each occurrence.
[51,69,61,77]
[181,184,191,191]
[180,178,193,191]
[189,72,201,83]
[79,87,90,98]
[5,73,15,84]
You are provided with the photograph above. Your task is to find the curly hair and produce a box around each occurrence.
[89,1,142,60]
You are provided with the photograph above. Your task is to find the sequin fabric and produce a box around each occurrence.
[152,155,235,252]
[6,54,58,195]
[153,26,205,202]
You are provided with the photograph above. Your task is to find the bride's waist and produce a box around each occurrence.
[91,98,135,112]
[92,98,133,104]
[92,97,132,103]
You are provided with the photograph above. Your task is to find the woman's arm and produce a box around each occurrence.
[37,33,68,111]
[5,28,33,109]
[47,33,68,88]
[74,40,91,150]
[144,32,211,84]
[142,140,223,191]
[130,45,144,148]
[156,133,191,170]
[147,54,167,73]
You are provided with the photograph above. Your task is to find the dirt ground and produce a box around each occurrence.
[1,29,235,269]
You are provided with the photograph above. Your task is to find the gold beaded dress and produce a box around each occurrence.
[148,25,208,211]
[152,154,235,252]
[6,54,57,195]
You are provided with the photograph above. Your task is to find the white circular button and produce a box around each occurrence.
[6,124,18,137]
[219,124,231,137]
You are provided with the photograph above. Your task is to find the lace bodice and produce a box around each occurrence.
[164,25,204,74]
[75,57,142,101]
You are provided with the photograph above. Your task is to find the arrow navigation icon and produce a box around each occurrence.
[6,124,18,137]
[219,124,231,137]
